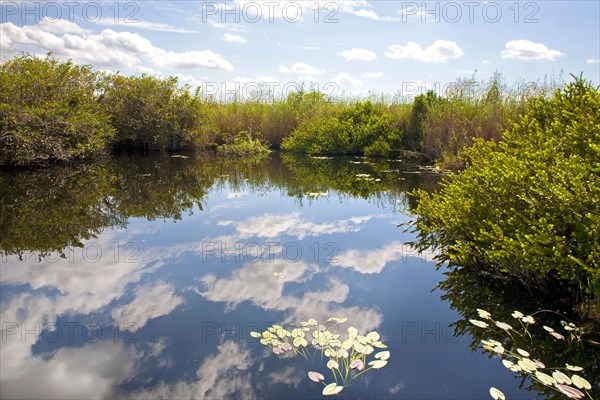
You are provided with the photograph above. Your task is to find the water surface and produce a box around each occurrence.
[1,153,594,399]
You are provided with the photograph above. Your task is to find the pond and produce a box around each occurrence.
[0,153,596,399]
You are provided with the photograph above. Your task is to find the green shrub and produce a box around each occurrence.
[281,100,401,156]
[410,76,600,314]
[102,74,203,152]
[217,130,271,156]
[0,54,114,166]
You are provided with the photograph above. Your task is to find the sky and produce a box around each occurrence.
[1,0,599,99]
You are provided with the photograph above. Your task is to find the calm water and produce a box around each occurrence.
[0,153,596,399]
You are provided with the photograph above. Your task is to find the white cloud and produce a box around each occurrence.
[111,282,183,331]
[279,62,326,75]
[362,72,383,78]
[131,342,255,399]
[224,33,247,43]
[97,19,199,33]
[481,60,491,64]
[218,212,368,240]
[331,72,362,86]
[501,40,563,61]
[385,40,464,63]
[298,75,320,83]
[336,240,438,274]
[586,58,600,64]
[0,21,234,71]
[155,50,234,70]
[337,47,377,61]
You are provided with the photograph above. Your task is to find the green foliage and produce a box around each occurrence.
[0,54,114,166]
[216,130,271,156]
[405,90,439,151]
[410,76,600,315]
[101,74,204,152]
[281,100,401,156]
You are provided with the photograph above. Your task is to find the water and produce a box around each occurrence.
[0,153,595,399]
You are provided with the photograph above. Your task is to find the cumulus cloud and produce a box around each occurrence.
[331,72,362,86]
[218,212,371,239]
[336,240,438,274]
[337,47,377,61]
[501,40,563,61]
[0,21,234,71]
[279,62,326,75]
[111,282,183,330]
[224,33,247,43]
[385,40,464,63]
[130,342,255,399]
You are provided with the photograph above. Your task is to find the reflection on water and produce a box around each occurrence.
[1,153,596,399]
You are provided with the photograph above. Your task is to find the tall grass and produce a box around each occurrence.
[1,54,566,167]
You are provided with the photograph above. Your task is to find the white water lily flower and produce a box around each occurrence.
[489,387,505,400]
[477,309,492,319]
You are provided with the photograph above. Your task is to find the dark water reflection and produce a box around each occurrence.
[1,153,596,399]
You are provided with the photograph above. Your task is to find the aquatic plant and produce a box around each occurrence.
[469,309,593,399]
[250,317,390,396]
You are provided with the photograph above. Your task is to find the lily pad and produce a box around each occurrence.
[368,360,388,369]
[489,387,505,400]
[375,351,390,361]
[323,383,344,396]
[308,371,325,383]
[571,374,591,390]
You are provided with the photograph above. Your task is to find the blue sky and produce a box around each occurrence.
[1,1,599,98]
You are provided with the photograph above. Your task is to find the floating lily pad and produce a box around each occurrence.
[322,383,344,396]
[368,360,388,369]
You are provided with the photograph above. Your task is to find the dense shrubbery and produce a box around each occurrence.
[102,74,204,152]
[281,101,401,156]
[0,54,561,167]
[410,77,600,317]
[0,54,114,166]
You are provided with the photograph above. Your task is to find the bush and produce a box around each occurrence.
[216,130,271,156]
[410,76,600,315]
[0,54,114,166]
[281,100,401,156]
[102,74,203,152]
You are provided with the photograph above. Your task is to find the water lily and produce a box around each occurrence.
[543,325,555,332]
[323,383,344,396]
[327,359,339,370]
[516,348,530,357]
[375,351,390,361]
[550,331,565,340]
[368,360,387,369]
[470,319,489,328]
[552,370,572,385]
[477,309,492,319]
[495,321,513,331]
[489,387,505,400]
[521,315,535,324]
[534,371,556,386]
[517,358,537,372]
[350,359,364,370]
[511,310,524,319]
[554,383,584,399]
[249,331,261,338]
[308,371,325,383]
[565,364,583,372]
[571,374,591,390]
